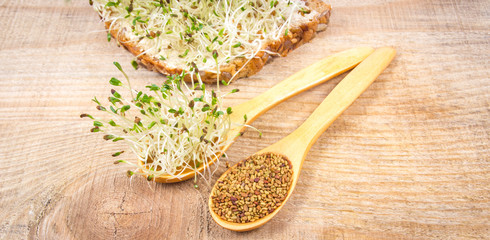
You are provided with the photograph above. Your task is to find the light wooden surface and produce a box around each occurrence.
[0,0,488,239]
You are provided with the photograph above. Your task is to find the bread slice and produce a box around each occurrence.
[93,0,331,83]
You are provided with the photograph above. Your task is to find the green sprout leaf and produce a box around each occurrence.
[202,105,210,112]
[105,1,120,7]
[103,135,115,140]
[113,137,124,142]
[80,113,93,119]
[109,97,120,105]
[109,77,122,86]
[136,91,143,100]
[120,105,130,114]
[113,62,123,71]
[111,89,121,98]
[92,96,101,105]
[146,84,160,91]
[148,121,157,129]
[270,0,278,8]
[112,151,124,157]
[178,49,189,58]
[131,60,138,70]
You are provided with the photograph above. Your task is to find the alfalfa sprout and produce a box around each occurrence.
[81,62,240,182]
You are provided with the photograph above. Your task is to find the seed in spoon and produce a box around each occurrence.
[211,153,293,223]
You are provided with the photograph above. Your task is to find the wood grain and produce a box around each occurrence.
[0,0,489,239]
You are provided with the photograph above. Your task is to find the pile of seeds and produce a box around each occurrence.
[211,153,293,223]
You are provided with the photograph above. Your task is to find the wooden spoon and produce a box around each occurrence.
[209,47,396,231]
[152,47,375,183]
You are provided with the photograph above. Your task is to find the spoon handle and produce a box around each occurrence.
[231,47,374,123]
[275,47,396,166]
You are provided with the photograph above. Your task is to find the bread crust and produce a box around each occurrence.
[104,0,331,83]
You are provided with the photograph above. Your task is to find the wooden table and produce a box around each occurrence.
[0,0,488,239]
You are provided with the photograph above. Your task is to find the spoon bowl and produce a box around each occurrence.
[209,47,396,231]
[151,47,375,182]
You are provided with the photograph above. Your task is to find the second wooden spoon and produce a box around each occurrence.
[152,47,375,182]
